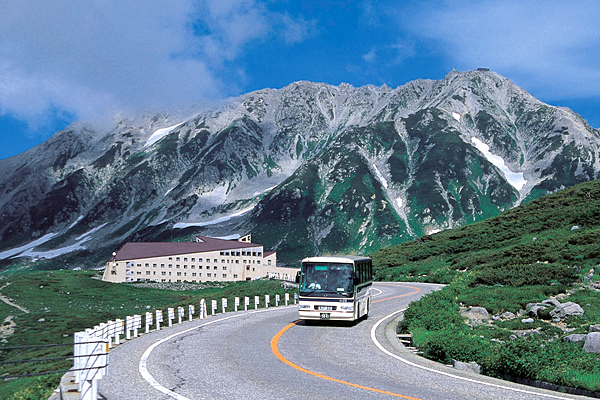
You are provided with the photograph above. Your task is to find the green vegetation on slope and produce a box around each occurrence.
[371,179,600,392]
[0,271,294,399]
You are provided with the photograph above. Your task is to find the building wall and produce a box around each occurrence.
[102,245,297,284]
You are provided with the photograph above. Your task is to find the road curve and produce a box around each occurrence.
[98,283,593,400]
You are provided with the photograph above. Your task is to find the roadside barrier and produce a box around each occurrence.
[61,292,297,399]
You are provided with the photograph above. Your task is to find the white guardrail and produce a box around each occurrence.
[70,293,297,400]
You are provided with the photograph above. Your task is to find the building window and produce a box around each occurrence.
[233,274,238,278]
[246,266,250,270]
[176,265,180,269]
[161,264,165,268]
[169,272,172,276]
[223,266,227,270]
[168,264,173,268]
[177,272,181,276]
[199,273,202,277]
[145,263,149,267]
[199,265,203,269]
[169,257,173,261]
[137,263,142,267]
[161,271,166,276]
[184,257,188,262]
[198,258,202,262]
[223,274,227,278]
[176,257,180,261]
[221,259,225,263]
[146,271,151,275]
[236,260,239,264]
[268,260,272,265]
[207,273,212,277]
[192,273,197,277]
[153,264,157,268]
[137,271,141,275]
[191,265,195,269]
[214,259,218,263]
[184,265,187,269]
[257,260,261,264]
[213,266,217,270]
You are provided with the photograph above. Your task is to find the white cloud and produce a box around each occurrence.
[0,1,313,133]
[395,0,600,100]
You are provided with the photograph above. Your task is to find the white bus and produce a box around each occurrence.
[297,256,373,322]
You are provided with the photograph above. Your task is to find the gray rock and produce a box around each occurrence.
[589,324,600,333]
[541,299,561,307]
[527,305,548,318]
[509,334,518,340]
[583,332,600,353]
[521,318,535,323]
[563,334,588,343]
[552,317,562,322]
[452,359,481,374]
[461,306,490,320]
[550,302,584,318]
[571,225,581,230]
[500,311,515,319]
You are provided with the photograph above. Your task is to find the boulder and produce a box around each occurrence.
[527,304,548,318]
[521,318,535,323]
[563,334,588,343]
[452,359,481,374]
[541,299,561,307]
[589,324,600,333]
[583,332,600,353]
[461,306,490,326]
[550,302,584,319]
[500,311,515,320]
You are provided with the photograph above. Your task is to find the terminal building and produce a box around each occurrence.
[102,235,297,283]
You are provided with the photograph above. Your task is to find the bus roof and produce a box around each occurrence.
[301,255,371,264]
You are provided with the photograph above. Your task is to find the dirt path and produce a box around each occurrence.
[0,283,29,313]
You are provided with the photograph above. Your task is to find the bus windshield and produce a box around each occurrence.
[299,262,354,297]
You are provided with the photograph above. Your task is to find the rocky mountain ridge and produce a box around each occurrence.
[1,69,599,268]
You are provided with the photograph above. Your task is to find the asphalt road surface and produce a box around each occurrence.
[98,283,594,400]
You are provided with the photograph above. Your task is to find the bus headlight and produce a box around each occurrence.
[339,305,354,311]
[298,304,311,309]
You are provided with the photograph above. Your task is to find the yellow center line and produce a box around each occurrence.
[270,284,424,399]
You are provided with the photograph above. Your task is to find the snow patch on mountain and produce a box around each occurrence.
[144,122,184,148]
[173,207,254,229]
[471,138,526,191]
[0,233,58,259]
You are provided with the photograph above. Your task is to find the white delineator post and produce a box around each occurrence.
[285,293,289,306]
[254,296,259,310]
[275,294,280,307]
[74,332,108,400]
[265,295,270,309]
[244,297,249,311]
[155,310,163,331]
[178,306,184,324]
[125,316,133,340]
[294,293,298,305]
[211,300,217,316]
[221,298,227,314]
[199,299,207,319]
[133,315,141,337]
[188,305,195,321]
[234,297,240,312]
[145,312,153,334]
[167,308,174,327]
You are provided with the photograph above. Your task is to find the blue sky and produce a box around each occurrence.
[1,0,599,159]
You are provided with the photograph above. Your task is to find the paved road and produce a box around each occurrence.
[98,283,593,399]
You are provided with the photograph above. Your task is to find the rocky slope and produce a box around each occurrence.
[1,70,599,268]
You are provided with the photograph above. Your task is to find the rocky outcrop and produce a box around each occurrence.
[583,332,600,353]
[550,302,584,319]
[563,334,588,343]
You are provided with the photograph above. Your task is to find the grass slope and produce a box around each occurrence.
[371,179,600,392]
[0,271,293,399]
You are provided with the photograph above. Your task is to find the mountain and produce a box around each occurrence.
[1,70,599,269]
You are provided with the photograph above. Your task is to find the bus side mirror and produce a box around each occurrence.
[295,271,301,283]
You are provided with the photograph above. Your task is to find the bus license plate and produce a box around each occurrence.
[318,306,333,311]
[320,313,330,320]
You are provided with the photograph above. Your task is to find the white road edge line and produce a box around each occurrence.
[372,287,384,297]
[139,306,294,400]
[370,309,577,400]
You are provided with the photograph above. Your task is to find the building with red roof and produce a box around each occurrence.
[102,235,297,283]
